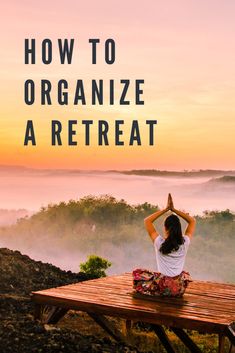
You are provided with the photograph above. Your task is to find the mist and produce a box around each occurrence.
[0,167,234,215]
[0,167,234,284]
[1,211,234,284]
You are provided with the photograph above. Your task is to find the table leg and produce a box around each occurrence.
[88,313,127,343]
[171,327,202,353]
[152,324,176,353]
[229,344,235,353]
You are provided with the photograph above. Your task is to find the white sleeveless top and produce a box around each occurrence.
[153,235,190,277]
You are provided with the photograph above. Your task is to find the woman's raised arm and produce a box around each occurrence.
[144,206,170,242]
[172,207,196,238]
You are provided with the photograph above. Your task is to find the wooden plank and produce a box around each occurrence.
[85,272,234,288]
[36,275,235,302]
[44,306,68,324]
[74,275,234,288]
[31,289,234,326]
[34,282,233,313]
[31,292,227,333]
[34,303,42,320]
[31,293,231,324]
[72,276,235,311]
[58,294,232,325]
[124,319,132,337]
[84,273,235,292]
[218,334,226,353]
[226,324,235,345]
[32,287,235,323]
[88,313,127,343]
[152,324,176,353]
[31,273,235,337]
[229,344,235,353]
[171,327,202,353]
[132,292,235,313]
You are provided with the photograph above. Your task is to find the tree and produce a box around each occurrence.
[79,255,112,278]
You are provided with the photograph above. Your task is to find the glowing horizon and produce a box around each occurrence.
[1,0,235,170]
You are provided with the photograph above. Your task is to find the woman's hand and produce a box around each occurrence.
[167,193,174,210]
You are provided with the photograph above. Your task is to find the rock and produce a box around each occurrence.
[44,324,60,331]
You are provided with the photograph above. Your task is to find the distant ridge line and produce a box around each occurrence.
[0,165,235,177]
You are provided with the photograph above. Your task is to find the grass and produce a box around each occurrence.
[57,311,232,352]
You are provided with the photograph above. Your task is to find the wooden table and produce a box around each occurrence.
[31,273,235,353]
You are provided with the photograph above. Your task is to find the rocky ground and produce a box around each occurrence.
[0,248,143,353]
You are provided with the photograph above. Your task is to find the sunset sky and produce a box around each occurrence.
[0,0,235,170]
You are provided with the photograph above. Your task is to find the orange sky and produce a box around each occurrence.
[0,0,235,170]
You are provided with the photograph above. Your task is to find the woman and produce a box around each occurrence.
[133,194,196,297]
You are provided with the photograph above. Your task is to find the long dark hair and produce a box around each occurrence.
[160,214,185,255]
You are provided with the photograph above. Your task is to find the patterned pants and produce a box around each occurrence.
[132,268,192,297]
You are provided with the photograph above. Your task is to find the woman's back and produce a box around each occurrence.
[154,235,190,277]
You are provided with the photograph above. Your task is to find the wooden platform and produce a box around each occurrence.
[31,272,235,353]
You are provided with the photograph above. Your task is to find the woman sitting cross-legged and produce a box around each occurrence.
[132,194,196,297]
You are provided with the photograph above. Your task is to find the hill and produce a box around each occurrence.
[0,247,140,353]
[115,169,235,178]
[0,195,234,282]
[0,247,84,296]
[1,164,235,178]
[207,175,235,184]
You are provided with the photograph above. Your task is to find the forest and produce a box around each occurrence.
[0,194,234,283]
